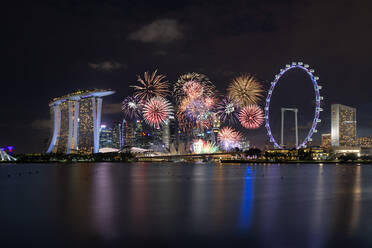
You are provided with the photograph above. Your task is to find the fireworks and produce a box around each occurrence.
[238,105,264,129]
[143,97,173,128]
[173,73,215,103]
[177,96,216,129]
[182,81,204,100]
[218,127,242,151]
[131,70,169,101]
[191,139,219,154]
[228,74,264,106]
[122,96,143,120]
[216,97,240,125]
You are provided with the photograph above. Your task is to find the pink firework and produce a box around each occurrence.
[204,96,215,109]
[238,105,264,129]
[143,97,173,128]
[218,127,242,151]
[182,81,204,99]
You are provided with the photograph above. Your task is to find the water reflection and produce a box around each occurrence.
[239,167,255,231]
[1,163,370,247]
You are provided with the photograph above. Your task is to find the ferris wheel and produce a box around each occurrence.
[265,62,323,149]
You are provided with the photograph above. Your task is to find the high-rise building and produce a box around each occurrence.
[321,133,331,149]
[99,122,123,150]
[123,120,135,147]
[112,122,123,149]
[331,104,356,147]
[46,89,115,154]
[356,137,372,148]
[99,124,114,148]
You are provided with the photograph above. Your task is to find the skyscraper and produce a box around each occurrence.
[321,133,331,149]
[331,104,356,147]
[46,89,115,154]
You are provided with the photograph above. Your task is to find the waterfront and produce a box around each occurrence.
[1,163,372,247]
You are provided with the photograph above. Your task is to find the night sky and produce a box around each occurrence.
[6,0,372,153]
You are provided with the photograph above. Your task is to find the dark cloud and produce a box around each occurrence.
[88,61,126,72]
[128,19,183,44]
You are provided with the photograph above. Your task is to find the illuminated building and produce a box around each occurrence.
[355,137,372,148]
[112,122,123,149]
[99,122,123,150]
[321,133,331,149]
[123,120,135,147]
[46,89,115,154]
[331,104,356,147]
[99,125,114,148]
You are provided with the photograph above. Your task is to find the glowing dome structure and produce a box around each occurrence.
[0,150,16,161]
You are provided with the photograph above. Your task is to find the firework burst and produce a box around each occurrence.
[143,97,173,128]
[191,139,219,154]
[218,126,242,151]
[173,73,215,103]
[216,97,240,125]
[182,81,204,100]
[131,70,169,101]
[228,74,264,106]
[238,105,264,129]
[122,96,143,120]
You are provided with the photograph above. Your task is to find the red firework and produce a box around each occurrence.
[218,127,242,151]
[143,97,173,128]
[238,105,264,129]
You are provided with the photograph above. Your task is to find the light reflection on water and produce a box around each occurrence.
[0,163,370,247]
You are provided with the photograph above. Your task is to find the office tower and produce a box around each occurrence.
[99,125,114,148]
[356,137,372,148]
[161,117,172,151]
[46,89,115,154]
[331,104,356,147]
[321,133,331,149]
[123,120,135,147]
[112,122,122,149]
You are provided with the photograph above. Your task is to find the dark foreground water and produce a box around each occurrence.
[1,163,372,248]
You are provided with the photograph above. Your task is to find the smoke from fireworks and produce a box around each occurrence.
[238,105,264,129]
[131,70,169,101]
[122,96,143,120]
[216,97,240,125]
[228,74,264,106]
[218,127,242,151]
[143,97,173,128]
[173,73,215,103]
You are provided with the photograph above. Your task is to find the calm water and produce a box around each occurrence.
[1,162,372,247]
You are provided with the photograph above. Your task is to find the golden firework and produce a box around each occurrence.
[228,74,264,106]
[131,70,169,101]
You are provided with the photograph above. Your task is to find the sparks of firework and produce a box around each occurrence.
[143,97,173,128]
[173,73,215,103]
[204,96,215,109]
[238,105,264,129]
[191,139,219,154]
[177,96,215,129]
[228,74,264,106]
[218,127,242,151]
[182,81,204,100]
[216,97,240,124]
[131,70,169,101]
[122,96,143,120]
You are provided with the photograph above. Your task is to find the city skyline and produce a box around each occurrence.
[5,0,372,153]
